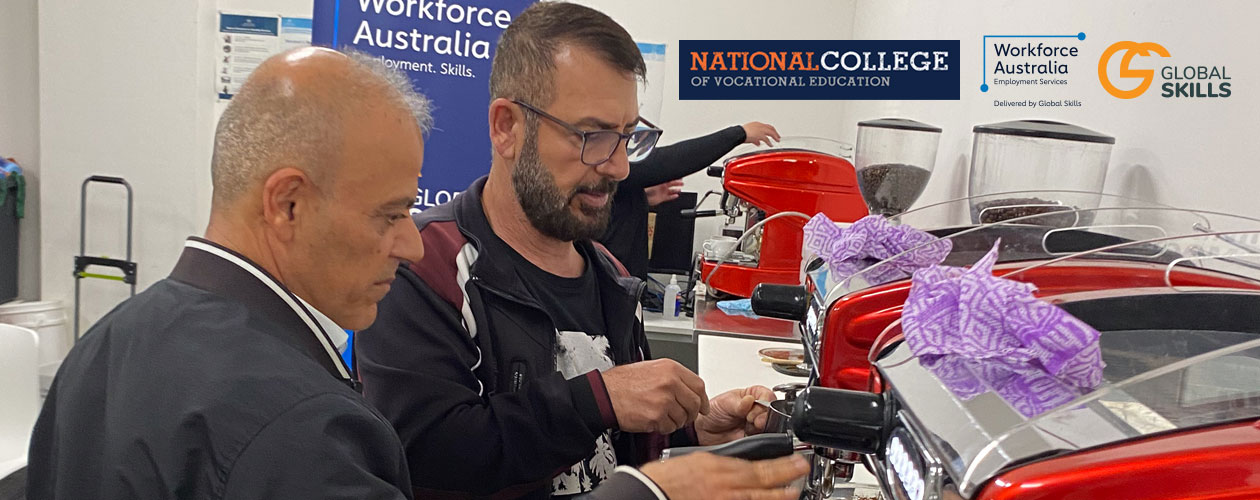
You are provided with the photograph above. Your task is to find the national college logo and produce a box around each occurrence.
[679,40,960,100]
[1098,41,1170,99]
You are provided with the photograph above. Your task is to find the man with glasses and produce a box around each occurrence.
[357,2,792,498]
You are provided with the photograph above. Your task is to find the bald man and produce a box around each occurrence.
[25,47,427,499]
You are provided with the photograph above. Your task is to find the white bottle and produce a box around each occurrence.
[663,275,682,318]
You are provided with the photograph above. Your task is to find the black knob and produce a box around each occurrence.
[751,284,810,321]
[791,387,888,455]
[707,165,725,177]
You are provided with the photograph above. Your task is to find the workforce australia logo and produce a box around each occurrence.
[1098,41,1231,99]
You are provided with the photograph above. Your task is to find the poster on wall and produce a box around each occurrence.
[217,12,313,100]
[637,42,667,123]
[280,17,314,49]
[312,0,535,212]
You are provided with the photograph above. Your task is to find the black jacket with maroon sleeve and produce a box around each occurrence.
[357,176,697,499]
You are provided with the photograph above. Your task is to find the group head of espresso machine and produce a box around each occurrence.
[659,375,889,500]
[682,142,869,299]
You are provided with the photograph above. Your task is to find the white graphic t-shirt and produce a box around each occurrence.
[551,330,617,496]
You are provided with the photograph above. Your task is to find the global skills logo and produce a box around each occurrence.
[1098,41,1232,99]
[679,40,960,100]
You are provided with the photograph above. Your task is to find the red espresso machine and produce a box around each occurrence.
[750,203,1260,499]
[799,199,1260,392]
[686,139,868,298]
[786,234,1260,500]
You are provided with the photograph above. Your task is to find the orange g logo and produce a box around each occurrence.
[1099,41,1171,99]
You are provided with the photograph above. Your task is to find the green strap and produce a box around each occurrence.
[78,272,127,282]
[1,172,24,219]
[14,171,24,217]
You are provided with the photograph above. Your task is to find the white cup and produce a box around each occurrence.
[702,236,739,260]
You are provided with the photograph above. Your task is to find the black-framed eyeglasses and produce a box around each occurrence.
[513,99,664,166]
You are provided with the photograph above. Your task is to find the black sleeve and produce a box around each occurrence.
[220,393,412,500]
[622,125,746,190]
[356,267,613,497]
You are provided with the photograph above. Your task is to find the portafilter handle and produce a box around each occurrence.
[679,209,720,219]
[681,189,726,219]
[660,433,796,461]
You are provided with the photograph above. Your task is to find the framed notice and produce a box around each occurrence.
[217,12,313,100]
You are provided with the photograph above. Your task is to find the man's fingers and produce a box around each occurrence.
[767,126,782,142]
[745,400,769,430]
[737,487,802,500]
[735,395,756,417]
[675,369,710,414]
[675,385,705,423]
[746,385,775,401]
[750,410,769,432]
[663,400,688,433]
[748,455,810,488]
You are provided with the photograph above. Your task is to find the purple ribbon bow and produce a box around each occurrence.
[901,241,1106,416]
[802,214,952,285]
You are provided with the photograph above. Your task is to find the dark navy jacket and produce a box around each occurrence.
[27,241,412,499]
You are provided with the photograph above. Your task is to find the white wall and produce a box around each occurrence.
[1,0,41,300]
[34,0,316,330]
[39,0,213,329]
[846,0,1260,223]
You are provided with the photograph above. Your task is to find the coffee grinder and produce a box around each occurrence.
[854,118,942,216]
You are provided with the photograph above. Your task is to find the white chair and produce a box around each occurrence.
[0,324,39,482]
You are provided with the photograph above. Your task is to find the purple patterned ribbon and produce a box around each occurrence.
[901,241,1105,417]
[802,214,952,285]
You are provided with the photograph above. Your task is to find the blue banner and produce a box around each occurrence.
[679,40,960,100]
[313,0,535,211]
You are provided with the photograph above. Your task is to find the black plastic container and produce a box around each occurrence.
[1,174,20,303]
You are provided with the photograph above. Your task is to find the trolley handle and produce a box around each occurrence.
[78,175,134,258]
[75,175,137,341]
[85,175,130,186]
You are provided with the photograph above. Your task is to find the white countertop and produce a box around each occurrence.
[697,334,806,395]
[642,311,695,341]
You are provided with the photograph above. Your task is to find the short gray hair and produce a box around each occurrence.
[344,48,434,135]
[210,47,432,206]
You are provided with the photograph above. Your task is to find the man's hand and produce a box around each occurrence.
[645,179,685,207]
[741,122,781,147]
[695,386,776,445]
[602,359,710,434]
[640,452,807,500]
